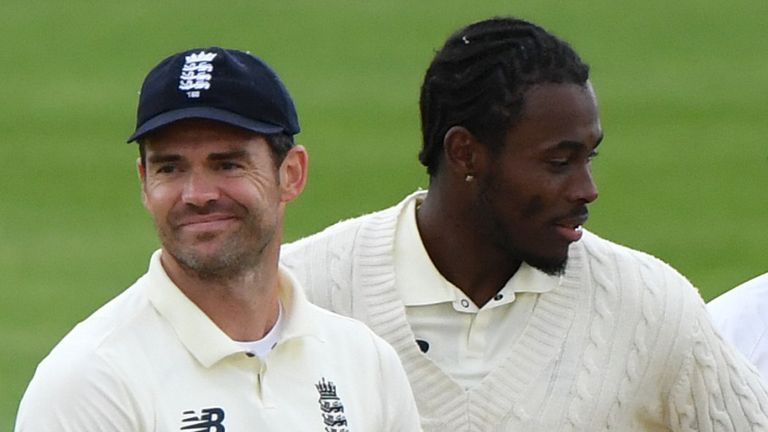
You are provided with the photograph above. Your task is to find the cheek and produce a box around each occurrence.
[491,175,546,221]
[517,175,564,220]
[143,185,177,216]
[225,179,267,205]
[520,195,545,219]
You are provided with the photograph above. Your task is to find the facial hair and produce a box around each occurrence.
[156,201,276,282]
[475,170,568,277]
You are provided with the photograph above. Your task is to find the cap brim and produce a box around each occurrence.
[126,107,286,142]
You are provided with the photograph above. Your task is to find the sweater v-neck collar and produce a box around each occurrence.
[352,191,584,429]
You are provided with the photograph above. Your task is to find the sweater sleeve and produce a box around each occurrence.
[667,301,768,431]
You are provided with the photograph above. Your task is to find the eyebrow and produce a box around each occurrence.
[553,133,604,151]
[147,154,182,164]
[207,150,248,161]
[146,150,249,165]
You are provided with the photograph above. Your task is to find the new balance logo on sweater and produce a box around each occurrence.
[180,407,225,431]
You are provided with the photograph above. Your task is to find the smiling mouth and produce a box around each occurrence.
[554,210,588,242]
[554,223,584,242]
[177,215,238,232]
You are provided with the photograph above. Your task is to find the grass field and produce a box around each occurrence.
[2,0,766,427]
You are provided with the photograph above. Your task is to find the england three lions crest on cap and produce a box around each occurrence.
[179,51,217,98]
[127,47,301,143]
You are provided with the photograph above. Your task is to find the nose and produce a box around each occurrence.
[182,170,220,207]
[571,167,599,204]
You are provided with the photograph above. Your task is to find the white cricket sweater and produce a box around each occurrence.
[16,250,421,431]
[281,191,768,431]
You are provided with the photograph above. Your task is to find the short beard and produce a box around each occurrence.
[524,254,567,276]
[171,238,251,281]
[158,218,274,283]
[476,172,568,277]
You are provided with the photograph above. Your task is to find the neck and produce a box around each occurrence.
[160,249,281,341]
[417,184,521,307]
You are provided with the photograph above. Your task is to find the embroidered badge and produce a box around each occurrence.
[179,51,218,98]
[316,378,349,432]
[180,407,225,431]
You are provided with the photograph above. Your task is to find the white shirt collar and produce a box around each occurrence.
[143,250,321,367]
[234,302,284,358]
[393,195,558,311]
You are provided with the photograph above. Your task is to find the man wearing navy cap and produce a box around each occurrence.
[15,47,421,431]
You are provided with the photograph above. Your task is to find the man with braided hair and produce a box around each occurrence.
[282,17,768,430]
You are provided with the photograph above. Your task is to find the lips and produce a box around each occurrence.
[555,224,584,242]
[176,214,238,232]
[553,210,589,242]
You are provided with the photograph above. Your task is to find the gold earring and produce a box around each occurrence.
[465,174,474,182]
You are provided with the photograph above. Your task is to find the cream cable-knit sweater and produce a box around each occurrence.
[281,191,768,431]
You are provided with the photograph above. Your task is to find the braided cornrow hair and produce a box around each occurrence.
[419,17,590,176]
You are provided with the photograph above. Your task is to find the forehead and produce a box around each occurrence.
[143,119,265,156]
[505,82,602,151]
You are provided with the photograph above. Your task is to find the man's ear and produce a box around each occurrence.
[278,145,308,203]
[442,126,483,179]
[136,158,149,210]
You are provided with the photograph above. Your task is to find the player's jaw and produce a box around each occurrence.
[498,205,590,276]
[157,200,268,279]
[519,207,585,274]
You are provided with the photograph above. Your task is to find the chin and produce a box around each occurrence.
[178,251,246,280]
[525,254,568,276]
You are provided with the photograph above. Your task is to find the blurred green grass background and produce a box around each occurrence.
[2,0,766,427]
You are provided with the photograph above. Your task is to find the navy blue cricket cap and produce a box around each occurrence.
[127,47,300,143]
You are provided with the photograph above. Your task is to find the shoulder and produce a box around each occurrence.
[280,192,419,311]
[668,274,768,427]
[576,229,704,314]
[709,272,768,318]
[579,230,694,289]
[279,214,371,310]
[580,230,671,267]
[708,272,768,360]
[576,230,706,347]
[63,280,157,353]
[304,302,400,361]
[16,285,151,430]
[281,193,417,261]
[21,281,156,399]
[41,282,151,362]
[281,213,367,260]
[576,232,768,420]
[308,303,386,345]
